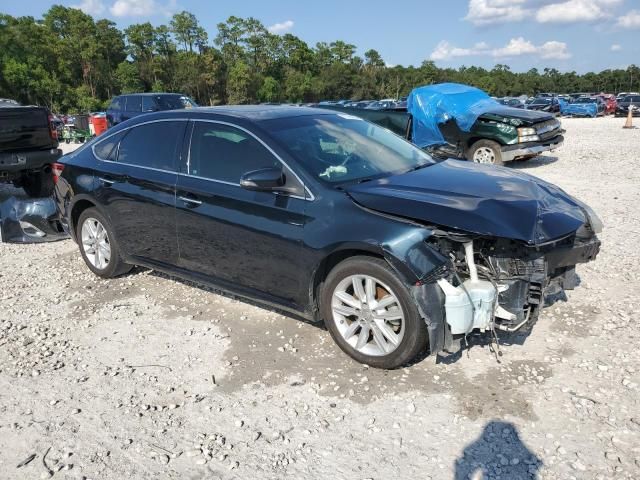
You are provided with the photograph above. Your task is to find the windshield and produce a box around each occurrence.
[622,95,640,102]
[574,98,596,104]
[532,98,551,105]
[263,113,435,184]
[156,95,198,109]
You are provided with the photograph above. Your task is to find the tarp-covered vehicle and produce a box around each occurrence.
[561,97,604,118]
[328,83,564,166]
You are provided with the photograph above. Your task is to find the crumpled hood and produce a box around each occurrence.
[346,160,588,245]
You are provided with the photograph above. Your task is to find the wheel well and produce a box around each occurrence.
[70,199,96,235]
[311,249,383,316]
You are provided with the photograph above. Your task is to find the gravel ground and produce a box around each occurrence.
[1,117,639,480]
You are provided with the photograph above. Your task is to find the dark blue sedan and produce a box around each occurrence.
[53,106,601,368]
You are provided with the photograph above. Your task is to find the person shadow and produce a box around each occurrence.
[454,420,543,480]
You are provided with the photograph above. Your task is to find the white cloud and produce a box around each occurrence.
[465,0,623,25]
[617,10,640,28]
[610,43,622,51]
[71,0,106,16]
[430,37,571,61]
[109,0,176,17]
[536,0,621,23]
[267,20,294,34]
[465,0,530,25]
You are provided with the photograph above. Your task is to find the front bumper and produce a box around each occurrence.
[501,135,564,162]
[0,148,62,177]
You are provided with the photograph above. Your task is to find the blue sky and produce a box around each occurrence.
[2,0,639,73]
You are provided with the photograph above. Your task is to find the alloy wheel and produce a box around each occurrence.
[473,146,496,164]
[81,217,111,270]
[331,274,405,356]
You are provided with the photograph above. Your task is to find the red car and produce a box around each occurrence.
[599,93,617,115]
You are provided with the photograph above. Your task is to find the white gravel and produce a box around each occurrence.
[1,117,639,479]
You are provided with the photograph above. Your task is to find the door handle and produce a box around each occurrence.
[179,195,202,207]
[99,177,115,186]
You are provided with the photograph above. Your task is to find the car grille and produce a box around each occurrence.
[535,119,561,141]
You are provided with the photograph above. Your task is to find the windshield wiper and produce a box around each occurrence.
[405,162,431,173]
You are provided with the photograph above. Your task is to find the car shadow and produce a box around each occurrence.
[454,420,543,479]
[510,155,559,169]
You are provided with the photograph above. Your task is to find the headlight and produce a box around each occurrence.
[518,127,536,136]
[582,204,603,234]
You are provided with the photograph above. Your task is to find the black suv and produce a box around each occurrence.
[106,93,197,127]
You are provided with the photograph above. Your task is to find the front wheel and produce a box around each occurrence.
[467,140,504,166]
[77,207,132,278]
[321,256,428,369]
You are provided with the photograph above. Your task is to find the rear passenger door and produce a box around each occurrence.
[175,120,309,304]
[94,120,186,266]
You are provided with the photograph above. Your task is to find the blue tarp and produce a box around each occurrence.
[407,83,500,148]
[561,101,598,117]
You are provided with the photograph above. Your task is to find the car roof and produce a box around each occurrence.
[171,105,334,121]
[118,93,185,97]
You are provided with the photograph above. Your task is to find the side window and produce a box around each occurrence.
[189,122,280,182]
[126,95,142,112]
[142,96,155,112]
[109,97,122,111]
[117,121,183,171]
[94,131,126,160]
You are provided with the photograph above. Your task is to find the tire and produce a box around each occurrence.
[22,169,54,197]
[76,207,132,278]
[321,256,428,369]
[466,139,504,166]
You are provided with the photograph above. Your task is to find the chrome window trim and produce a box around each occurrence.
[92,117,314,202]
[91,118,191,163]
[189,119,315,201]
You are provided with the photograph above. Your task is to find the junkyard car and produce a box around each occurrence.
[106,93,197,128]
[54,106,601,368]
[332,83,564,166]
[526,97,561,114]
[615,94,640,117]
[562,96,605,117]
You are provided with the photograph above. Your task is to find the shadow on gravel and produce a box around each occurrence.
[454,420,542,479]
[511,155,559,169]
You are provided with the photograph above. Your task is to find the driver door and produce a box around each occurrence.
[175,120,310,305]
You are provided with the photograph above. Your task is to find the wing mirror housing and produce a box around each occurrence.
[240,167,287,192]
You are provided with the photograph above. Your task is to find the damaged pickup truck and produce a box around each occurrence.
[55,106,600,369]
[327,83,564,166]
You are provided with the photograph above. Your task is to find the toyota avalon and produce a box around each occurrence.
[53,106,601,368]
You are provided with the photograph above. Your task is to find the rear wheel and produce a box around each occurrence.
[321,256,428,369]
[22,169,54,197]
[77,207,132,278]
[467,140,504,166]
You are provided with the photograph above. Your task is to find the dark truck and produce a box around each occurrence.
[1,99,62,197]
[330,83,564,166]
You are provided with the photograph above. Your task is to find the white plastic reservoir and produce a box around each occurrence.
[437,241,497,335]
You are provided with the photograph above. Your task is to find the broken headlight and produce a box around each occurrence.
[581,203,603,234]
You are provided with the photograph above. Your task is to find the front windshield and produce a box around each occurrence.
[263,113,435,184]
[623,95,640,102]
[532,98,551,105]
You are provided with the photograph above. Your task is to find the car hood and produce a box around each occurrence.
[480,106,554,125]
[346,160,588,245]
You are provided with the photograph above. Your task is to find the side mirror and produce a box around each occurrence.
[240,167,286,192]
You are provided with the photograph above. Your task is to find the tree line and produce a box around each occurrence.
[1,5,639,113]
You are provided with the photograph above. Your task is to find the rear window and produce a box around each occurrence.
[116,121,183,171]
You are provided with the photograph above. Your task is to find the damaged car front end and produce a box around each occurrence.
[345,159,601,356]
